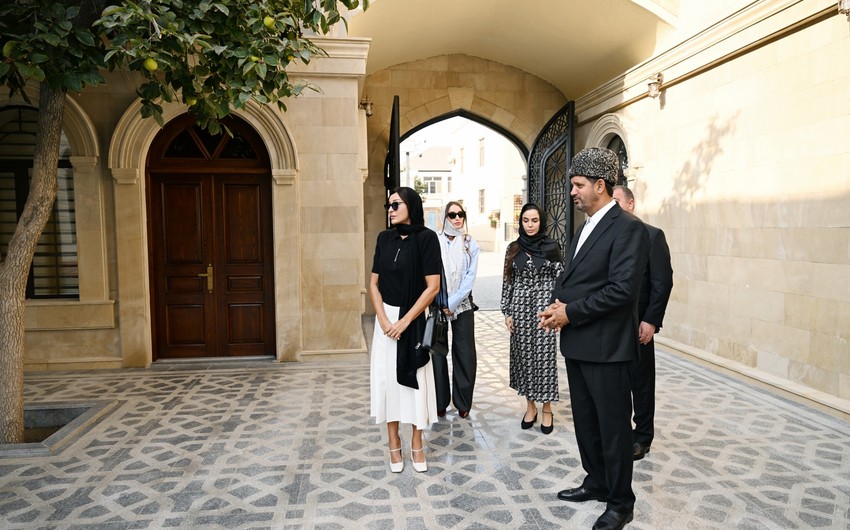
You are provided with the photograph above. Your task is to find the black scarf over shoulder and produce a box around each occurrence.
[394,223,431,389]
[514,205,562,272]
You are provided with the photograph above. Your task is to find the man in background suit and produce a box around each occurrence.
[612,185,674,461]
[539,147,648,530]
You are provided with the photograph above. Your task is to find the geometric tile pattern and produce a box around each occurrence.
[2,311,849,529]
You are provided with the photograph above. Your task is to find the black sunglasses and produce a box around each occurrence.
[384,201,405,211]
[447,211,466,219]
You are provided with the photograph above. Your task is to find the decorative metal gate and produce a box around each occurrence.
[526,102,575,253]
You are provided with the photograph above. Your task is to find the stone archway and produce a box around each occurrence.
[108,100,301,367]
[361,54,568,309]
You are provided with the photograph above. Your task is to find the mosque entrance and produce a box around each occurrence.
[146,115,276,359]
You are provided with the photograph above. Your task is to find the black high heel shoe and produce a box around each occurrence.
[521,412,537,430]
[541,411,554,435]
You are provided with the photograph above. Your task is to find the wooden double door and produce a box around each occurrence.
[147,115,276,359]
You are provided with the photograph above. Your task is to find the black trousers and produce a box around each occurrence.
[565,358,635,513]
[432,309,476,412]
[630,338,656,446]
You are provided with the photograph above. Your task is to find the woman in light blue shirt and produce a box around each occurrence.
[433,201,480,418]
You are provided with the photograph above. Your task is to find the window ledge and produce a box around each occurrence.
[24,300,115,331]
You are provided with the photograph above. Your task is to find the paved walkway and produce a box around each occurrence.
[470,249,506,311]
[3,311,850,529]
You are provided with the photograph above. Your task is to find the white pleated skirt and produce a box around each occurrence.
[370,304,438,430]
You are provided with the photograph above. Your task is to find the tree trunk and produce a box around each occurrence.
[0,82,65,445]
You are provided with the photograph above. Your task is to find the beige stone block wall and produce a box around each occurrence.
[361,54,567,314]
[287,58,368,356]
[25,329,122,370]
[577,10,849,406]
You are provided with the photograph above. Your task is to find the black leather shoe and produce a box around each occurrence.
[520,412,537,429]
[592,508,633,530]
[437,409,446,418]
[632,442,650,461]
[556,486,606,503]
[540,411,554,435]
[458,410,469,418]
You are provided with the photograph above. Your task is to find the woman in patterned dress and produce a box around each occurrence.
[500,203,564,434]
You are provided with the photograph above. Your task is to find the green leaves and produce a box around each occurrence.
[74,28,95,47]
[1,0,367,132]
[91,0,367,130]
[18,63,46,83]
[0,1,106,98]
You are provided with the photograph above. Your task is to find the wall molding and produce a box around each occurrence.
[658,337,850,423]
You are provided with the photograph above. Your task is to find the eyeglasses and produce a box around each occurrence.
[446,211,466,219]
[384,201,405,211]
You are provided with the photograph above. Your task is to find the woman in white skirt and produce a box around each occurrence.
[369,186,441,473]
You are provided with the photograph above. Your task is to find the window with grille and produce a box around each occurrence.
[0,105,79,299]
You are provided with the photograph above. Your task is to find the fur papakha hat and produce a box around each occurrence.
[568,147,619,186]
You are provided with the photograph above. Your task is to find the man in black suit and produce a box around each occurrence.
[612,185,674,462]
[539,147,648,530]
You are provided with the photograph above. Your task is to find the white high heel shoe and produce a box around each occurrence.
[389,446,404,473]
[411,446,428,473]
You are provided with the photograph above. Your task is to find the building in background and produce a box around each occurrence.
[403,117,526,253]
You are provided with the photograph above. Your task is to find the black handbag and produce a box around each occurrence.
[427,305,449,356]
[420,263,450,357]
[420,304,448,356]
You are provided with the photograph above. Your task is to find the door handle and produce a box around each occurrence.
[197,264,213,293]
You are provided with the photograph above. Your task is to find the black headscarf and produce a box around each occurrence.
[390,187,431,389]
[514,203,562,272]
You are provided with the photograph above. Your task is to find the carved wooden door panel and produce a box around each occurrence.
[213,175,275,357]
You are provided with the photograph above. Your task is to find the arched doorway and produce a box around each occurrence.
[146,114,276,359]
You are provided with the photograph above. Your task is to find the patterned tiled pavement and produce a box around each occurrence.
[2,311,850,529]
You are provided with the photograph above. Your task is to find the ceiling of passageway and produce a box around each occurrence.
[347,0,675,98]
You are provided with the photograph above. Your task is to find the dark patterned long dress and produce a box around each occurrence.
[500,252,564,402]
